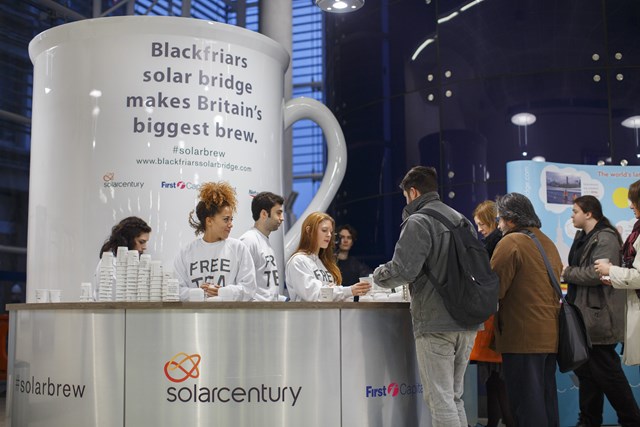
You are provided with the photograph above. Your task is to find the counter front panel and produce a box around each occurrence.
[125,308,341,426]
[9,309,125,427]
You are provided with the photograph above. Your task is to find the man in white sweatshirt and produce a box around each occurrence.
[239,192,285,301]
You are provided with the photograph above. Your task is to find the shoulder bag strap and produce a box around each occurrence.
[414,207,452,287]
[519,229,564,301]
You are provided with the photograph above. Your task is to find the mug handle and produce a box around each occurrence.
[283,97,347,259]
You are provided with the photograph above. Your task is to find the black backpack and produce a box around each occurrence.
[416,207,500,326]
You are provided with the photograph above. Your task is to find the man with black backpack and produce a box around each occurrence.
[374,166,494,427]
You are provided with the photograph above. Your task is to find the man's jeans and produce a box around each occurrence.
[415,331,476,427]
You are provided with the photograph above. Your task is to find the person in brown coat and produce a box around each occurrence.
[490,193,561,427]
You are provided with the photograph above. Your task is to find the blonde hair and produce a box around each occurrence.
[473,200,497,233]
[188,181,237,235]
[293,212,342,285]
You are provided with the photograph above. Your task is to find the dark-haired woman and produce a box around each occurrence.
[173,181,256,301]
[99,216,151,257]
[93,216,151,300]
[563,195,640,427]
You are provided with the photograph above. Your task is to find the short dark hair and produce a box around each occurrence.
[251,191,285,221]
[337,224,358,242]
[399,166,438,194]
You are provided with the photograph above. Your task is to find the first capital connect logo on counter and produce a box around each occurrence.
[163,352,303,406]
[365,381,424,398]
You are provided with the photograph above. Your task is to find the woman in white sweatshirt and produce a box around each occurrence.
[285,211,370,302]
[174,181,256,301]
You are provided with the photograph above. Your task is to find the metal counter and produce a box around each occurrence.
[5,302,477,426]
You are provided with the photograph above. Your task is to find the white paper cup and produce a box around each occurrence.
[218,286,234,301]
[188,288,205,302]
[35,289,49,303]
[595,258,610,264]
[49,290,62,303]
[320,287,333,302]
[80,282,92,297]
[358,276,373,295]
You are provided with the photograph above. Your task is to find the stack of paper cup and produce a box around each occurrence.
[137,254,151,301]
[114,246,128,301]
[149,261,163,302]
[98,252,114,301]
[80,282,93,302]
[126,251,139,301]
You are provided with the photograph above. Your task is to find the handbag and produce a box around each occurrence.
[520,230,592,373]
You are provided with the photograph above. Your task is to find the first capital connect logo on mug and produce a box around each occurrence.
[164,352,201,383]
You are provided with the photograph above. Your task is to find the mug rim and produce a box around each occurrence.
[28,16,290,70]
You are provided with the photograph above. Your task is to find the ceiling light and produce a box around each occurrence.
[622,116,640,129]
[315,0,364,13]
[411,38,435,61]
[511,112,537,126]
[460,0,485,12]
[437,11,459,23]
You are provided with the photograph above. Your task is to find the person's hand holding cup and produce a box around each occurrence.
[594,258,612,285]
[351,280,372,297]
[594,258,611,276]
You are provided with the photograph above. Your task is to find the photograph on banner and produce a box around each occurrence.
[507,160,640,264]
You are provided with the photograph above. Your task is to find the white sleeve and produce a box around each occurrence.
[333,285,354,302]
[224,243,257,301]
[286,255,323,301]
[610,245,640,290]
[173,249,192,301]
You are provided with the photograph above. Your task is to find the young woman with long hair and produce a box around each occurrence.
[285,212,370,301]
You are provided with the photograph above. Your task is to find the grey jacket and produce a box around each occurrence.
[373,192,480,337]
[563,227,626,345]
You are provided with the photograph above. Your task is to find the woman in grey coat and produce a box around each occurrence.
[562,195,640,427]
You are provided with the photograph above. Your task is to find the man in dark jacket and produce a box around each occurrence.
[374,166,480,427]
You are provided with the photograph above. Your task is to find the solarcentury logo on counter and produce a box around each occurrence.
[163,352,302,407]
[365,381,423,398]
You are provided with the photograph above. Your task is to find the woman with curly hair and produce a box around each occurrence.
[99,216,151,257]
[173,181,256,301]
[285,212,371,301]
